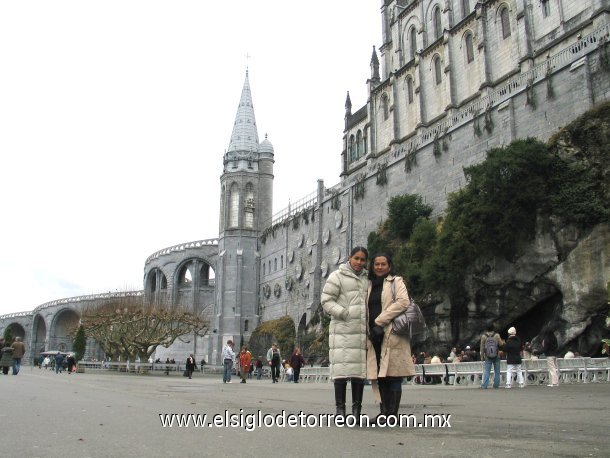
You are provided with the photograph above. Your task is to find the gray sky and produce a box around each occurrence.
[0,1,381,316]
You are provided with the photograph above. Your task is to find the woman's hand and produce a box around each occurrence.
[371,325,385,342]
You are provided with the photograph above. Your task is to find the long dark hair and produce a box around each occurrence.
[368,252,396,279]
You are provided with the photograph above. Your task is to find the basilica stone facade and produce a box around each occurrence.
[2,0,609,364]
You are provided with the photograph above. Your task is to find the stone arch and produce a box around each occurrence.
[32,314,47,354]
[4,322,26,341]
[175,257,216,291]
[146,267,168,294]
[172,257,216,317]
[50,308,80,352]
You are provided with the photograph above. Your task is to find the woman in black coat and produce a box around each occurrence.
[504,327,524,388]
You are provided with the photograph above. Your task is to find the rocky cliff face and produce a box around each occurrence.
[430,104,610,356]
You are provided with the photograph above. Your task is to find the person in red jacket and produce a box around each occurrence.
[239,346,252,384]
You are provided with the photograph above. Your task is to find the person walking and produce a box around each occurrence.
[0,339,13,375]
[239,346,252,383]
[222,340,235,383]
[480,323,504,389]
[185,354,196,379]
[266,343,281,383]
[504,327,525,388]
[10,337,26,375]
[290,348,305,383]
[54,352,64,374]
[321,246,369,418]
[366,253,416,422]
[255,357,263,380]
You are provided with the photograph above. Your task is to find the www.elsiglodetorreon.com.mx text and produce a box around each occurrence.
[159,410,452,431]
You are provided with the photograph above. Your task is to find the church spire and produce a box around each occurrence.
[227,70,260,155]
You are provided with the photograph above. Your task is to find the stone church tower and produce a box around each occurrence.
[214,70,274,357]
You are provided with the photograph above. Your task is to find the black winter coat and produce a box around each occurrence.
[504,336,522,364]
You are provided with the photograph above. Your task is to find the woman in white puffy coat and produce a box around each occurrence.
[321,246,369,418]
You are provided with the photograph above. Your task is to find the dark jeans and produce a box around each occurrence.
[293,367,301,382]
[271,362,280,381]
[223,360,233,382]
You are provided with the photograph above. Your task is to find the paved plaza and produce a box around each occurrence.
[2,368,609,457]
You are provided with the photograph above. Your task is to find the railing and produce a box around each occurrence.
[145,238,219,264]
[28,290,144,316]
[71,358,609,385]
[269,190,318,227]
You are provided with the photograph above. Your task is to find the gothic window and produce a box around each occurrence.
[434,56,442,85]
[229,183,239,228]
[268,260,271,272]
[274,258,277,271]
[433,7,442,40]
[244,182,254,229]
[410,26,417,60]
[465,32,474,63]
[407,76,414,104]
[244,320,249,332]
[263,263,266,276]
[500,6,511,39]
[349,135,356,162]
[363,128,368,156]
[541,0,551,18]
[382,94,390,120]
[281,255,284,269]
[462,0,470,18]
[356,130,363,158]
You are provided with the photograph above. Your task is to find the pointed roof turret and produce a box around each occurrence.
[345,91,352,117]
[227,70,260,154]
[370,46,380,81]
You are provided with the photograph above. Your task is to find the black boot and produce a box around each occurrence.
[370,381,388,426]
[334,380,347,417]
[386,388,402,421]
[351,379,365,419]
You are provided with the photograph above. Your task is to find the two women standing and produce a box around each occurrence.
[321,248,415,420]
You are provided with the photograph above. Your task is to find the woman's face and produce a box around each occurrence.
[372,256,391,277]
[348,250,368,273]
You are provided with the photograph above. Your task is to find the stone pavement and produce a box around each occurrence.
[2,368,609,457]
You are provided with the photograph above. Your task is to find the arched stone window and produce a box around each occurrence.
[229,183,239,228]
[274,258,277,271]
[541,0,551,18]
[280,255,284,269]
[349,135,356,162]
[407,76,414,104]
[465,32,474,63]
[434,56,442,85]
[500,6,511,39]
[244,319,249,332]
[263,262,266,276]
[244,182,254,229]
[410,26,417,60]
[433,6,442,40]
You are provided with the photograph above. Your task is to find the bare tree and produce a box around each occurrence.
[80,296,209,362]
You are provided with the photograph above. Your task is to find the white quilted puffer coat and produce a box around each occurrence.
[321,263,369,380]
